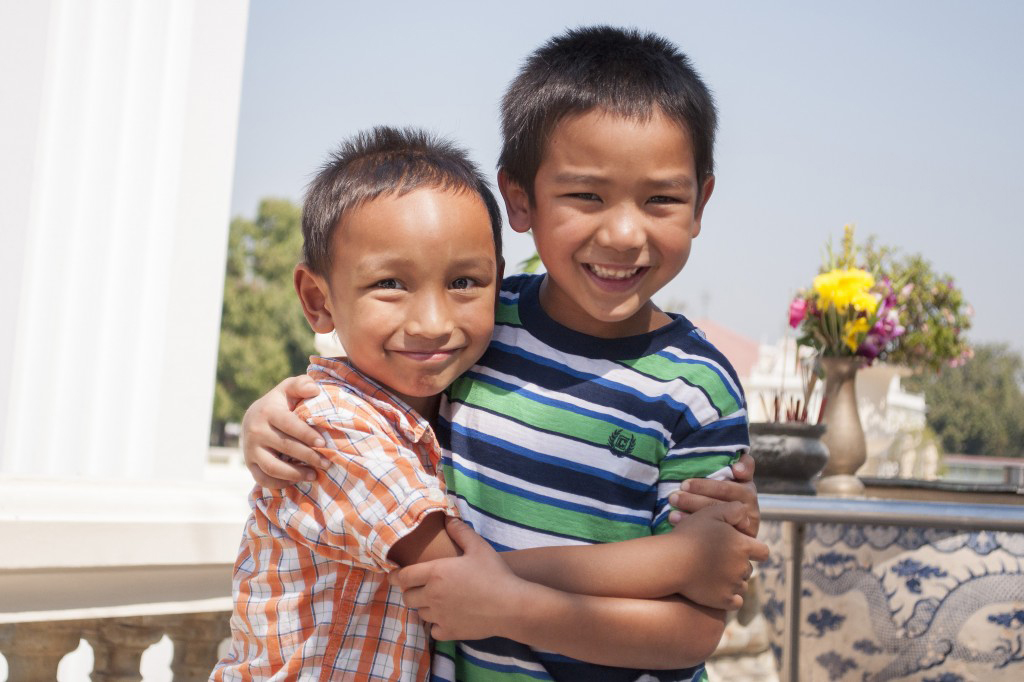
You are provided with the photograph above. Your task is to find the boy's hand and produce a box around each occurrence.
[391,518,524,641]
[241,375,329,487]
[667,453,761,537]
[672,501,769,610]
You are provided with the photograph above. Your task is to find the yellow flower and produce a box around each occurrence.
[843,317,871,351]
[813,268,877,313]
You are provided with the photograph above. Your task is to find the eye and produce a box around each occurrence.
[648,195,683,205]
[568,192,601,202]
[450,277,476,290]
[375,278,403,290]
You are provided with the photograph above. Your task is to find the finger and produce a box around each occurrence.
[264,424,329,470]
[392,563,430,592]
[247,458,313,487]
[716,500,747,528]
[732,453,755,482]
[444,517,486,553]
[267,412,328,459]
[254,445,318,481]
[281,375,321,406]
[750,539,771,563]
[667,509,689,525]
[678,478,751,504]
[668,490,717,515]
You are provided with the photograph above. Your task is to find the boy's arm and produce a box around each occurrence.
[396,517,727,669]
[260,398,456,572]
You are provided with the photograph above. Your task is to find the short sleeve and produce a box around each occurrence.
[652,406,749,535]
[255,395,453,573]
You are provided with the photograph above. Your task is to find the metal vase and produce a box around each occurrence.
[817,356,867,496]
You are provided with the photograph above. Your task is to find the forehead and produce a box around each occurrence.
[330,187,496,269]
[537,108,697,182]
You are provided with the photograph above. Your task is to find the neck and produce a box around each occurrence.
[402,394,441,424]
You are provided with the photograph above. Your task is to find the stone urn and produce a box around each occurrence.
[748,422,829,495]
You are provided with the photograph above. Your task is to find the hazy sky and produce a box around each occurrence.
[231,0,1024,355]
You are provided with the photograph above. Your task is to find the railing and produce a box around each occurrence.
[760,494,1024,682]
[0,475,250,680]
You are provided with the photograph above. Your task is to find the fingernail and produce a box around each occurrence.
[734,461,747,474]
[668,493,679,507]
[319,458,331,469]
[680,481,691,492]
[304,471,316,481]
[314,438,325,448]
[668,511,682,524]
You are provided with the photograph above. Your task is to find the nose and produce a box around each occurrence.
[594,204,646,252]
[405,290,455,339]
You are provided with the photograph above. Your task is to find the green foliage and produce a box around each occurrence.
[518,252,542,274]
[905,343,1024,457]
[212,198,313,442]
[862,238,972,372]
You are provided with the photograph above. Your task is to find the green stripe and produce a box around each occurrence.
[495,301,521,326]
[457,654,551,682]
[621,355,740,415]
[434,641,548,682]
[444,466,646,543]
[451,378,667,466]
[660,453,739,481]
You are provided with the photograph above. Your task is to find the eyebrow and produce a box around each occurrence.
[551,173,694,191]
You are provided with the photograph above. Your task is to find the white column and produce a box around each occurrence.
[0,0,250,480]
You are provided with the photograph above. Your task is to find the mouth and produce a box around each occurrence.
[585,263,649,282]
[392,349,460,363]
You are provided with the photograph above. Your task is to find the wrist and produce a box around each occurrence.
[496,577,554,642]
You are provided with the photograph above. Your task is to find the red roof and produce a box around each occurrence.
[690,318,760,380]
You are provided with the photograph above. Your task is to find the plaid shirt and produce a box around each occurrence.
[213,357,454,681]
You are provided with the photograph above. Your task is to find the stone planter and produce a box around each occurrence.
[749,422,829,495]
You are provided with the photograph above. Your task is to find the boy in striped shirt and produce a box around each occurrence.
[243,27,768,682]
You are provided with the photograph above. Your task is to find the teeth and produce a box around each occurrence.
[589,264,640,280]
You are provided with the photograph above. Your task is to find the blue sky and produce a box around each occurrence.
[231,0,1024,354]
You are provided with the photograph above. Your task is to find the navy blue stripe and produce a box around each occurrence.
[449,419,654,493]
[651,349,745,410]
[445,450,652,526]
[488,341,703,432]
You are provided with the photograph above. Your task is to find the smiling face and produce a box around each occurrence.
[501,107,714,338]
[295,187,499,417]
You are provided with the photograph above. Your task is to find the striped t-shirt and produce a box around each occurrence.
[433,274,749,682]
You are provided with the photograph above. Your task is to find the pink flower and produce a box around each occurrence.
[789,297,808,328]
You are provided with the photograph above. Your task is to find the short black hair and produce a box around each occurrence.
[499,26,718,203]
[303,126,502,277]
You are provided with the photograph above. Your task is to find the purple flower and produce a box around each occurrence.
[857,309,905,361]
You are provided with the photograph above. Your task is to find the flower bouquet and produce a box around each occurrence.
[789,225,973,373]
[786,225,973,494]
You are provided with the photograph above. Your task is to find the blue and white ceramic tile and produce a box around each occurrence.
[759,521,1024,681]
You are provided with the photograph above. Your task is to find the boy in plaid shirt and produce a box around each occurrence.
[213,127,504,680]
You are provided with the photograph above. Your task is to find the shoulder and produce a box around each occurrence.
[637,320,747,420]
[294,374,388,435]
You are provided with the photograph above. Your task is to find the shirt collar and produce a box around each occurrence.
[306,355,434,444]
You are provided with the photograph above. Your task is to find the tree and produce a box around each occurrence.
[905,343,1024,457]
[211,198,313,444]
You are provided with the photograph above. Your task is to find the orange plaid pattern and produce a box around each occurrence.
[213,357,454,681]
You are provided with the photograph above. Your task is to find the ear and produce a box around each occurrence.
[294,263,336,334]
[691,174,715,238]
[497,170,533,234]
